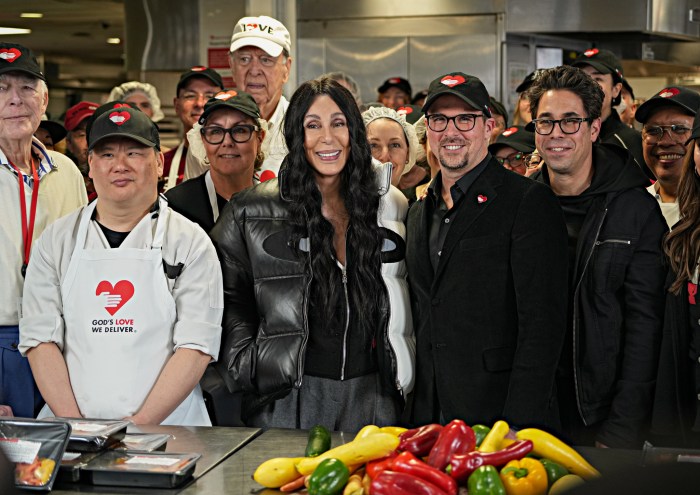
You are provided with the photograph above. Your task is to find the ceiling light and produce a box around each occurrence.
[0,27,31,35]
[106,37,121,44]
[20,13,43,19]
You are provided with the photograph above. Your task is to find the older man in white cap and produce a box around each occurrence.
[228,15,292,182]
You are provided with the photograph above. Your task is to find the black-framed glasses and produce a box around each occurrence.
[532,117,592,135]
[495,152,529,168]
[201,124,259,144]
[425,113,484,132]
[642,124,692,142]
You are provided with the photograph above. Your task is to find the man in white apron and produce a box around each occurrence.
[19,107,223,426]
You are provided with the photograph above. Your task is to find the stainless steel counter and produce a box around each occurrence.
[51,425,261,494]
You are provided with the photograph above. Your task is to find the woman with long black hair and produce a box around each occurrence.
[210,77,414,430]
[652,109,700,447]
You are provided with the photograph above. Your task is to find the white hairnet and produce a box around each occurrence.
[362,106,419,176]
[108,81,165,122]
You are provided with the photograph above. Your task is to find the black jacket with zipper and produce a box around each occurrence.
[535,143,667,447]
[209,164,415,421]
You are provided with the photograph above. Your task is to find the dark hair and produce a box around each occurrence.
[527,66,604,121]
[665,141,700,294]
[282,77,384,336]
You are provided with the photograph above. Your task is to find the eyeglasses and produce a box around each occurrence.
[642,124,692,142]
[531,117,592,135]
[425,113,484,132]
[495,152,529,169]
[201,124,259,144]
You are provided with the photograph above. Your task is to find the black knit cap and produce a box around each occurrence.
[0,42,45,82]
[88,106,160,151]
[199,90,261,124]
[176,66,224,94]
[635,86,700,124]
[422,72,492,117]
[488,126,536,154]
[571,48,623,83]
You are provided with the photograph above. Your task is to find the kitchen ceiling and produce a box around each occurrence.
[0,0,126,90]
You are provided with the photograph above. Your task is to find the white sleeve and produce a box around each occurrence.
[19,226,66,355]
[168,215,223,361]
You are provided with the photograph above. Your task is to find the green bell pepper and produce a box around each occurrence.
[307,458,350,495]
[472,424,491,448]
[540,458,569,487]
[467,465,506,495]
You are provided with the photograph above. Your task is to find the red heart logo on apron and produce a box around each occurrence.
[0,48,22,63]
[95,280,134,315]
[108,111,131,126]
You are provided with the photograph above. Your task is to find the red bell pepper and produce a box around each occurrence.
[427,419,476,471]
[366,452,398,479]
[446,439,533,483]
[371,470,449,495]
[398,424,443,457]
[392,451,457,495]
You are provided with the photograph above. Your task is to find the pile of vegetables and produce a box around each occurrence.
[253,420,600,494]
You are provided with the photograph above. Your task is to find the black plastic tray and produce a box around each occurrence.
[47,418,129,452]
[113,433,171,452]
[81,450,201,488]
[0,418,71,491]
[56,451,102,483]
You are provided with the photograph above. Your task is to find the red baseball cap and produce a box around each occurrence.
[64,101,98,131]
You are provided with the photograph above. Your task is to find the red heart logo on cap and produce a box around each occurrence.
[112,103,130,108]
[246,23,258,30]
[502,127,518,136]
[109,111,131,125]
[191,66,206,71]
[96,280,134,315]
[215,90,237,100]
[396,106,413,115]
[441,75,466,88]
[259,170,276,182]
[658,88,679,98]
[584,48,599,57]
[0,48,22,63]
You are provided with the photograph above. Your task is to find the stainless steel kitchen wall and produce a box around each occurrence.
[297,1,505,104]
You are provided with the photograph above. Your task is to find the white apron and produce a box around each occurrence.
[38,198,210,425]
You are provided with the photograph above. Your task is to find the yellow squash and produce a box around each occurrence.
[296,433,399,475]
[515,428,600,479]
[479,420,510,452]
[253,457,305,488]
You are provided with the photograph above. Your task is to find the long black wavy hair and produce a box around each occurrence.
[282,77,385,337]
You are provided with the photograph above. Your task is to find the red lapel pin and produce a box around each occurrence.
[477,194,487,203]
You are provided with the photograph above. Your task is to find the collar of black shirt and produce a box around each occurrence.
[427,153,492,207]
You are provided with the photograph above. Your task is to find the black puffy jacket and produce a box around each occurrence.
[209,164,415,420]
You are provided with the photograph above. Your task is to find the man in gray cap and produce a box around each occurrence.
[228,15,292,181]
[572,48,652,179]
[20,107,223,425]
[0,42,86,418]
[636,86,700,229]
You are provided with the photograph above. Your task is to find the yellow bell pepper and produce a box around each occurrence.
[479,420,509,452]
[500,458,548,495]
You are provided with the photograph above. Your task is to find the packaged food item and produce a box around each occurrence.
[82,450,201,488]
[57,451,102,483]
[113,433,171,452]
[0,419,71,491]
[47,418,128,452]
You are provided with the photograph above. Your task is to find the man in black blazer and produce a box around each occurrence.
[405,72,569,430]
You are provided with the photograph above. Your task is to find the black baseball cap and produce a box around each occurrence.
[199,90,261,124]
[378,77,412,97]
[88,106,160,151]
[85,101,138,142]
[635,86,700,124]
[489,97,508,126]
[621,78,635,100]
[396,104,423,125]
[515,70,542,94]
[422,72,492,117]
[176,66,224,94]
[411,89,428,105]
[688,110,700,145]
[0,42,46,82]
[488,126,536,154]
[38,118,67,144]
[572,48,623,83]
